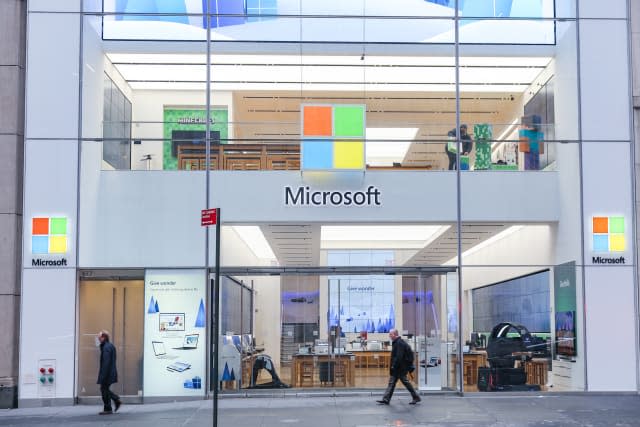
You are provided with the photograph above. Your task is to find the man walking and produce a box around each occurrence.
[377,329,421,405]
[97,330,122,415]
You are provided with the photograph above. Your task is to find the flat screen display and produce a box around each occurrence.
[555,310,576,356]
[472,270,550,333]
[159,313,185,331]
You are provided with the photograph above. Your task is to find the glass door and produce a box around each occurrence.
[403,272,459,391]
[78,280,144,399]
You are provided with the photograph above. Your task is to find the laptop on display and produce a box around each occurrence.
[152,341,178,359]
[172,334,199,350]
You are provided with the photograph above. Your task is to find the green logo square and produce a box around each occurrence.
[609,216,624,234]
[50,217,67,235]
[334,106,364,138]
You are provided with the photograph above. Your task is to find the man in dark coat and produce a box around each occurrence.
[97,330,122,415]
[377,329,421,405]
[445,124,473,170]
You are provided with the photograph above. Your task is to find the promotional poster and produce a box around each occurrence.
[144,269,207,396]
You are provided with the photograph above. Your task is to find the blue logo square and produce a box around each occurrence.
[32,236,49,254]
[302,140,333,170]
[593,234,608,252]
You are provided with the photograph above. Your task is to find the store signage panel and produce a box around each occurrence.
[284,185,381,207]
[30,216,70,267]
[301,104,366,171]
[590,215,627,264]
[143,269,206,397]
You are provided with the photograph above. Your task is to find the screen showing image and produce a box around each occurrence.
[555,310,576,357]
[159,313,185,331]
[472,270,550,333]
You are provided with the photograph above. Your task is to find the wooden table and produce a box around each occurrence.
[451,352,488,386]
[351,351,391,369]
[291,354,356,387]
[521,358,548,386]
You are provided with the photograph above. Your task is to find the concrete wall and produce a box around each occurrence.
[0,0,25,409]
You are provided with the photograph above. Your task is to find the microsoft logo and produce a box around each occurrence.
[301,104,365,170]
[592,216,625,252]
[32,217,68,254]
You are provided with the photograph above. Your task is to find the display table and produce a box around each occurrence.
[241,354,257,388]
[521,358,548,386]
[291,354,356,387]
[451,352,488,385]
[351,350,391,369]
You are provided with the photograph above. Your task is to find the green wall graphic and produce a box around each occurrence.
[162,108,228,170]
[554,261,576,313]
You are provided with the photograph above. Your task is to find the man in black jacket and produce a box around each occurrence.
[377,329,421,405]
[445,124,473,170]
[97,330,122,415]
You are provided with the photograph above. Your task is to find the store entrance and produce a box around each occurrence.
[216,266,460,393]
[78,279,144,401]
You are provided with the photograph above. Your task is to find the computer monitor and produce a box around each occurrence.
[368,341,382,351]
[242,334,254,353]
[470,332,479,347]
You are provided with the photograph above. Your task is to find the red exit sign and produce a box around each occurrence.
[201,209,218,226]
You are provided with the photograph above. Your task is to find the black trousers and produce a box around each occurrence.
[382,373,419,402]
[100,383,120,411]
[446,150,457,170]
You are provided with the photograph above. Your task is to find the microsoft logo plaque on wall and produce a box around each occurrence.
[591,215,626,264]
[31,216,69,267]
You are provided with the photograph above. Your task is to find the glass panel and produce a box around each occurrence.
[461,265,585,392]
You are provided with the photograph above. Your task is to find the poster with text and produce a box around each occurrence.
[144,269,207,397]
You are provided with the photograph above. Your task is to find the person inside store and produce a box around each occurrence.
[96,330,122,415]
[519,114,544,170]
[376,329,421,405]
[445,124,473,170]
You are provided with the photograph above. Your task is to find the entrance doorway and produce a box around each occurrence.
[78,279,144,400]
[215,266,459,393]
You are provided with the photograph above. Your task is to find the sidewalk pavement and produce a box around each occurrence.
[0,394,639,426]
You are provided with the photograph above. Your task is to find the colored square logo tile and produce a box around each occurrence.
[609,234,625,252]
[609,216,624,234]
[32,218,49,235]
[32,236,49,254]
[50,217,67,235]
[592,217,608,234]
[334,106,365,138]
[592,234,609,252]
[303,106,332,137]
[334,141,364,169]
[49,236,67,254]
[302,140,333,169]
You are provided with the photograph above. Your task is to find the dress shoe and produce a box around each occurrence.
[114,400,122,412]
[99,410,113,415]
[376,399,390,405]
[409,397,422,405]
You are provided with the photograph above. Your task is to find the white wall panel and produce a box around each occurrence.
[579,0,628,19]
[19,269,77,400]
[581,142,634,264]
[25,12,80,139]
[579,19,631,141]
[79,172,207,268]
[584,266,636,391]
[28,0,80,13]
[23,140,78,268]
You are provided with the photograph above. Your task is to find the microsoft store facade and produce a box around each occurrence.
[20,0,638,406]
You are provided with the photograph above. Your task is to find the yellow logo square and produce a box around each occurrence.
[334,141,364,169]
[609,234,625,252]
[49,236,67,254]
